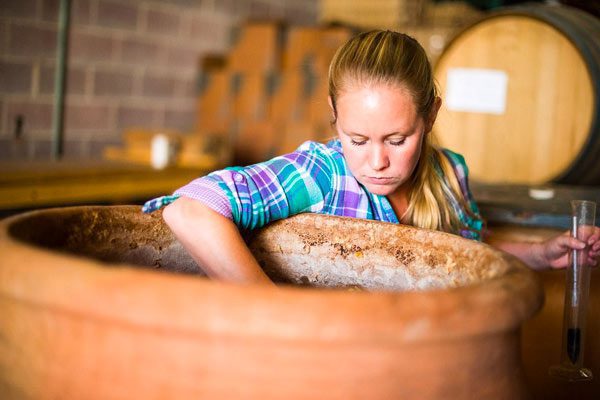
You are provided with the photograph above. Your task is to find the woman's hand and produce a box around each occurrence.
[537,227,600,269]
[487,226,600,271]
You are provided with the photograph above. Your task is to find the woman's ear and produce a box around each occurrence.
[327,96,337,123]
[425,97,442,133]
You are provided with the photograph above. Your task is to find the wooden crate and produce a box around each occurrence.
[228,22,284,73]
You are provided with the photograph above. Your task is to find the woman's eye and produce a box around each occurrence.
[350,139,367,146]
[389,138,406,146]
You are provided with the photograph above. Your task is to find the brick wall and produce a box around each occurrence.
[0,0,318,160]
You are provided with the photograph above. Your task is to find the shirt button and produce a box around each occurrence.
[234,173,244,183]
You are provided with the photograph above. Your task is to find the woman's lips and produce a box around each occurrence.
[364,176,395,185]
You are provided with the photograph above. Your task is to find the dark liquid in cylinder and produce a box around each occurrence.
[567,327,581,364]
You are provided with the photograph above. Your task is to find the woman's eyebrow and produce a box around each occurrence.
[345,130,410,137]
[345,131,368,137]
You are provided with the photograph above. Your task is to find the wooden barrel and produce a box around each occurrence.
[433,5,600,185]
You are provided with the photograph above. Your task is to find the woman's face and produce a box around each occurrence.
[331,83,429,197]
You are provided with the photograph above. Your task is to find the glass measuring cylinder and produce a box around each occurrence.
[549,200,596,381]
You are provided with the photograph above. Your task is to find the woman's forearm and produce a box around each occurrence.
[485,237,546,270]
[162,196,273,285]
[486,232,590,271]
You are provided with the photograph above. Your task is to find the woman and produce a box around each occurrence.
[144,30,599,285]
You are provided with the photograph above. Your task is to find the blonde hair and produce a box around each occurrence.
[328,30,474,234]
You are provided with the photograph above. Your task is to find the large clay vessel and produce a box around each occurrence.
[0,206,543,399]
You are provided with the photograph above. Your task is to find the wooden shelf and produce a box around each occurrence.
[0,160,212,210]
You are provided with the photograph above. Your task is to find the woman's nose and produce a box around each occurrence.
[369,145,389,171]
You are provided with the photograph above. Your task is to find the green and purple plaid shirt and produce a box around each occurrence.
[143,140,483,240]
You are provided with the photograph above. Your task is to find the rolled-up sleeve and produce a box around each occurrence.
[173,177,233,219]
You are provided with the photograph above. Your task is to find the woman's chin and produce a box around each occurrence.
[362,184,396,197]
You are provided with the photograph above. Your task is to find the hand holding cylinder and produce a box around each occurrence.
[550,200,596,381]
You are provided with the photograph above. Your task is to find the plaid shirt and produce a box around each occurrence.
[143,140,483,240]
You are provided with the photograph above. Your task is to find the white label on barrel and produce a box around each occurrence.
[445,68,508,115]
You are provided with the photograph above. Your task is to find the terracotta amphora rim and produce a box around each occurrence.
[0,205,544,344]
